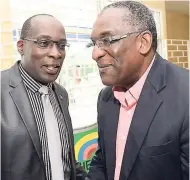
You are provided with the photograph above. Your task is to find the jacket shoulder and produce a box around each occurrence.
[165,60,189,92]
[1,69,11,88]
[1,69,10,79]
[99,86,113,101]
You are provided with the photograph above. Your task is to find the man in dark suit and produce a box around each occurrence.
[87,1,189,180]
[1,14,86,180]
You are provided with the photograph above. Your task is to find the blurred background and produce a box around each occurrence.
[0,0,189,171]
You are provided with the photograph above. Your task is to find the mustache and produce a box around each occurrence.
[97,64,112,68]
[97,50,119,68]
[44,64,60,68]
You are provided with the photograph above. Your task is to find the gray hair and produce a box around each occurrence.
[102,1,157,52]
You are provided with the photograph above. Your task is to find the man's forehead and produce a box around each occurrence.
[30,16,65,38]
[31,16,55,27]
[91,8,126,38]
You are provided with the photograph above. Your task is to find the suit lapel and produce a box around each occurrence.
[53,83,74,146]
[119,54,166,180]
[9,62,44,167]
[103,96,120,178]
[53,84,68,117]
[119,80,163,179]
[53,84,76,170]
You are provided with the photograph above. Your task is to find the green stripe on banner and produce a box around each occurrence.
[74,127,98,144]
[74,125,98,172]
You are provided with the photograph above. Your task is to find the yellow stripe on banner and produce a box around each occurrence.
[75,132,98,160]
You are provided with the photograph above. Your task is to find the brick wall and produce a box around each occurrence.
[167,39,189,69]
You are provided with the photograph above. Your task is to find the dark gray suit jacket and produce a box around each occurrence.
[87,53,189,180]
[1,62,86,180]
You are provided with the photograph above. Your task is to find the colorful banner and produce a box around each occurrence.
[74,124,98,171]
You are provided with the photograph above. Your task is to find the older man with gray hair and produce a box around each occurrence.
[87,1,189,180]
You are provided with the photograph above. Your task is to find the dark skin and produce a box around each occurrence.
[91,8,155,90]
[17,15,66,84]
[16,16,88,180]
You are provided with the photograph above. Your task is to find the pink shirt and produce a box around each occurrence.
[113,57,155,180]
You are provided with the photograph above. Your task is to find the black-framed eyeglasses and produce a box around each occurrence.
[23,38,70,51]
[87,30,146,49]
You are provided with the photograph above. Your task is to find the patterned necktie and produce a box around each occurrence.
[39,85,64,180]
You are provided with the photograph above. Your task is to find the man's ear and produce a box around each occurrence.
[17,39,24,56]
[139,31,152,55]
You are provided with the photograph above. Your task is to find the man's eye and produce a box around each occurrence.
[59,43,66,49]
[38,40,49,47]
[110,39,118,44]
[102,38,110,45]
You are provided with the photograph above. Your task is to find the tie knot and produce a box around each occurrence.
[39,85,49,95]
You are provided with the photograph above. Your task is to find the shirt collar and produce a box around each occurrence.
[19,63,52,93]
[113,55,155,107]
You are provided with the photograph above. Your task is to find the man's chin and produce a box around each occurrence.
[101,77,116,87]
[39,74,58,85]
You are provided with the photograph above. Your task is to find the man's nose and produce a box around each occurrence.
[92,45,106,62]
[48,43,63,59]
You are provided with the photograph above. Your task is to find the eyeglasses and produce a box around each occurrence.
[87,31,144,49]
[23,38,70,51]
